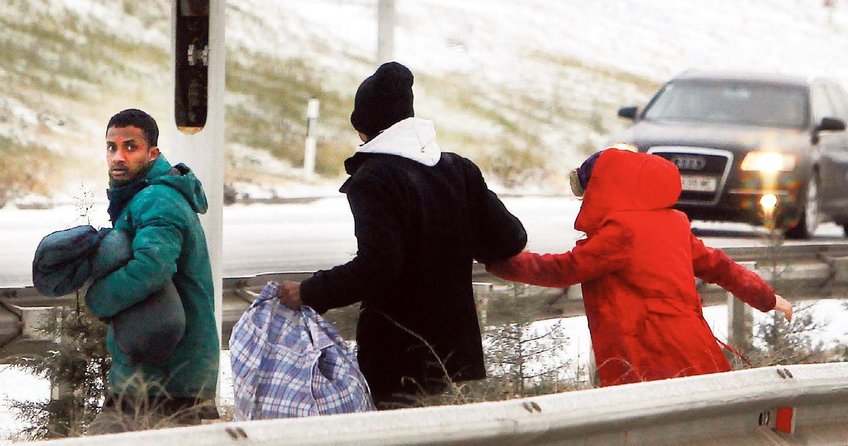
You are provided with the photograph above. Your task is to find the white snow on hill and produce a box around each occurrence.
[230,0,848,188]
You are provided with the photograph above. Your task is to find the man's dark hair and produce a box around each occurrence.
[106,109,159,147]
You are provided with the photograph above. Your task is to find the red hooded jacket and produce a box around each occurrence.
[488,149,776,386]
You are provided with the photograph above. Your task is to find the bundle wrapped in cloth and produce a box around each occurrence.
[32,225,185,364]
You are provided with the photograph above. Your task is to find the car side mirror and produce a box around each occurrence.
[817,117,846,132]
[812,117,846,144]
[618,106,638,121]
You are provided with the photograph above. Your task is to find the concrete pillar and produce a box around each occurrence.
[170,0,225,398]
[377,0,396,63]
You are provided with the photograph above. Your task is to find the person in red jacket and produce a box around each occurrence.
[486,148,793,387]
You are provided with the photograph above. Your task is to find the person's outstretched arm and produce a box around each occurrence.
[486,220,633,288]
[691,233,791,320]
[466,160,527,264]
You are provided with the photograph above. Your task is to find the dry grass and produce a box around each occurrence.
[0,0,660,195]
[86,377,218,436]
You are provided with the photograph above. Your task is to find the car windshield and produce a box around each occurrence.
[643,80,808,128]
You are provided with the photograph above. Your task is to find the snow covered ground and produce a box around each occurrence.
[0,367,46,442]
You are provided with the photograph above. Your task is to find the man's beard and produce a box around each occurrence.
[109,170,138,187]
[109,160,155,187]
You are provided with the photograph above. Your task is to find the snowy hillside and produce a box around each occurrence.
[1,0,847,201]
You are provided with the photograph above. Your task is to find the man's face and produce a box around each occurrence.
[106,126,159,184]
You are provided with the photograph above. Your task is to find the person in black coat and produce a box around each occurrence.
[278,62,527,408]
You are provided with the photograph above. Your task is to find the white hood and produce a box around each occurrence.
[356,117,442,167]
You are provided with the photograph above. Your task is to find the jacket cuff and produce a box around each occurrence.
[300,275,331,314]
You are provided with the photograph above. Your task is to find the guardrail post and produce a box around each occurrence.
[832,256,848,282]
[472,282,493,325]
[47,307,72,434]
[726,261,758,356]
[726,292,753,356]
[588,342,599,387]
[0,304,21,348]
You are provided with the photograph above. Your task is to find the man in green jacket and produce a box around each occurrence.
[85,109,219,434]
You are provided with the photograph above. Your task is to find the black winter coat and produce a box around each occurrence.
[301,151,527,401]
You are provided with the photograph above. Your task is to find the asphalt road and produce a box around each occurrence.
[2,196,845,287]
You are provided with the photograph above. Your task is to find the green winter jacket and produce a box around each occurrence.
[85,155,219,400]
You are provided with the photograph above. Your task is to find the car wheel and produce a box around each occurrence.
[785,175,819,239]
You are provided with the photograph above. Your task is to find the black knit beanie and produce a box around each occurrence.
[350,61,415,139]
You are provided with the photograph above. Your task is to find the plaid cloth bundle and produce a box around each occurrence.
[229,281,374,420]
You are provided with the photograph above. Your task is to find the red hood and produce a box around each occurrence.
[574,149,681,233]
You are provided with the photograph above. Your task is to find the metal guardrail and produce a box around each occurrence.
[23,362,848,445]
[1,243,848,360]
[4,244,848,444]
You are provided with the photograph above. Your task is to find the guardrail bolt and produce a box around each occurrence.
[521,401,542,413]
[225,426,249,440]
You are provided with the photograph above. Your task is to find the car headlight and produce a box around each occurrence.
[740,151,796,173]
